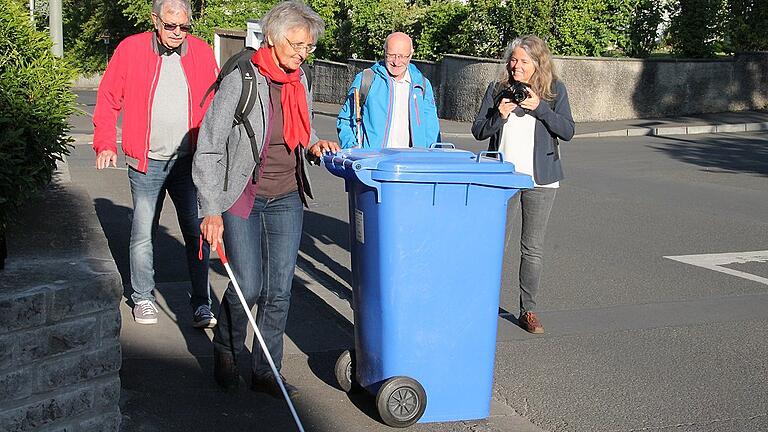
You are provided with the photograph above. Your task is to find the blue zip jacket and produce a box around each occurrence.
[336,62,441,149]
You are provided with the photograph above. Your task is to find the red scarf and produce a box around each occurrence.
[251,47,310,151]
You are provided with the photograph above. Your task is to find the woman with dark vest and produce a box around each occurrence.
[472,35,575,334]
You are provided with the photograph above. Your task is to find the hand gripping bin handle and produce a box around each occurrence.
[322,152,383,202]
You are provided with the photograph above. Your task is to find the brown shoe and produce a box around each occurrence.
[214,350,240,391]
[520,311,544,334]
[251,373,299,399]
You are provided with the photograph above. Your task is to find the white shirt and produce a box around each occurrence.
[386,71,412,148]
[499,112,559,188]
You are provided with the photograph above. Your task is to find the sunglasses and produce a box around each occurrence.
[156,15,192,33]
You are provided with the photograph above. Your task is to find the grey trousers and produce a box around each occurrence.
[507,187,557,314]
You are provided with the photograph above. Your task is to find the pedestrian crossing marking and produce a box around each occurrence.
[664,250,768,285]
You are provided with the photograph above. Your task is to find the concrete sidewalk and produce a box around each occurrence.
[60,94,768,432]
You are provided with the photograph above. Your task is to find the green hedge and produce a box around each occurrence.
[725,0,768,51]
[666,0,726,58]
[0,0,76,231]
[57,0,768,74]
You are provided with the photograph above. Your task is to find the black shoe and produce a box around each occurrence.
[251,373,299,399]
[214,350,239,390]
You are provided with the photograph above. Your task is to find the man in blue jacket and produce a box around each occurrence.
[337,32,441,149]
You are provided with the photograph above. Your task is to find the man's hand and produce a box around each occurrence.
[95,150,118,169]
[498,98,518,119]
[307,140,341,158]
[201,215,224,252]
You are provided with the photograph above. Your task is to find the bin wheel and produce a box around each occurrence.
[334,349,357,393]
[375,376,427,428]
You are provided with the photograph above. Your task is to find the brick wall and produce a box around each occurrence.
[0,179,123,431]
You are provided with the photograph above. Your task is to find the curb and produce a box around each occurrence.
[573,121,768,138]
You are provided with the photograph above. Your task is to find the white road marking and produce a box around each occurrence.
[664,250,768,285]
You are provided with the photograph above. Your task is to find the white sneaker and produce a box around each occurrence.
[133,300,159,325]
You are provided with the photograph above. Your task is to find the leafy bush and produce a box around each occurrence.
[550,0,635,56]
[502,0,554,42]
[666,0,726,57]
[119,0,279,46]
[0,0,76,230]
[412,0,468,61]
[336,0,416,61]
[64,0,137,74]
[625,0,664,57]
[724,0,768,52]
[452,0,509,58]
[307,0,345,61]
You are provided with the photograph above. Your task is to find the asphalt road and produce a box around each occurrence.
[69,91,768,432]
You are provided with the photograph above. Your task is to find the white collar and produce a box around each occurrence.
[393,69,411,84]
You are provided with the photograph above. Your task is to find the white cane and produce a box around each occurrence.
[208,238,306,432]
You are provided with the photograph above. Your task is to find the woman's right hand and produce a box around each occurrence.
[201,215,224,252]
[498,98,518,119]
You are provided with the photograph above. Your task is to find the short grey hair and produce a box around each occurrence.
[261,1,325,45]
[152,0,192,20]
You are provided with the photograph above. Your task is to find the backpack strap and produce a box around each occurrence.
[226,56,261,191]
[200,47,255,108]
[300,63,313,92]
[233,56,258,127]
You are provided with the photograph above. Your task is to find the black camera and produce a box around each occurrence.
[498,81,530,104]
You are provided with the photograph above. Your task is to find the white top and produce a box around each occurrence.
[386,71,412,148]
[499,112,559,188]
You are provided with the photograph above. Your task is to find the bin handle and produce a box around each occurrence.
[477,151,504,163]
[429,143,456,150]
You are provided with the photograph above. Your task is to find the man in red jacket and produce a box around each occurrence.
[93,0,218,327]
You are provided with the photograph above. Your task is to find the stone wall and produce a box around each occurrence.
[439,52,768,122]
[74,28,768,122]
[0,173,123,431]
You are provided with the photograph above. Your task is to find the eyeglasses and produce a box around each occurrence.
[385,53,411,62]
[284,36,316,54]
[156,15,192,33]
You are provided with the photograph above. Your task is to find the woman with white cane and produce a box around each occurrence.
[193,0,339,398]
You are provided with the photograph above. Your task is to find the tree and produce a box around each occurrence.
[666,0,727,57]
[0,0,76,241]
[725,0,768,52]
[625,0,664,57]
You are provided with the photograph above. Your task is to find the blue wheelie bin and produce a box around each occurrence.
[323,146,533,427]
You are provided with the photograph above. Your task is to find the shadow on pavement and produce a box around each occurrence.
[651,133,768,176]
[298,210,353,287]
[92,198,219,374]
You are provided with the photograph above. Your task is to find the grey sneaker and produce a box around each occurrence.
[193,305,217,328]
[133,300,158,325]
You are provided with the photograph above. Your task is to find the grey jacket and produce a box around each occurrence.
[193,63,319,217]
[471,80,575,185]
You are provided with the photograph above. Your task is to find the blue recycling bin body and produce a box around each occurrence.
[324,148,532,423]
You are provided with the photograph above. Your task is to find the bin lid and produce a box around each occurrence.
[328,148,533,189]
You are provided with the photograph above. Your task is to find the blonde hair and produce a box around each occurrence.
[499,35,557,101]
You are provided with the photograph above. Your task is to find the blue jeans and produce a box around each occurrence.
[508,187,557,314]
[213,191,303,376]
[127,156,211,309]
